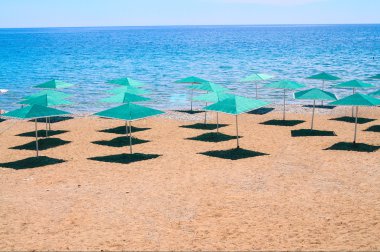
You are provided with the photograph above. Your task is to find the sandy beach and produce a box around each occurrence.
[0,107,380,251]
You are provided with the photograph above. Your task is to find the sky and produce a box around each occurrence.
[0,0,379,28]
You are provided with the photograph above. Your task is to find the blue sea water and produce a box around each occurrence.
[0,24,379,113]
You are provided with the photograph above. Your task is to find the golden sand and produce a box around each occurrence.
[0,108,379,251]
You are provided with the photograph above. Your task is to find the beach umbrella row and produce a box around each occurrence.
[2,74,379,162]
[94,78,164,155]
[31,79,74,130]
[94,103,164,154]
[2,105,71,157]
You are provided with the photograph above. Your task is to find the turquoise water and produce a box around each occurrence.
[0,25,379,112]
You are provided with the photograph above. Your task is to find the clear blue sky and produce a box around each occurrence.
[0,0,379,28]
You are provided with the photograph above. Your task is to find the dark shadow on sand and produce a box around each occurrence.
[88,153,161,164]
[11,138,71,151]
[16,130,68,138]
[260,120,305,127]
[0,118,5,123]
[364,125,380,133]
[199,148,269,160]
[291,129,337,137]
[174,110,204,114]
[325,142,380,153]
[330,116,376,124]
[0,156,65,170]
[92,136,150,148]
[247,107,275,115]
[303,105,336,110]
[180,123,229,130]
[98,126,151,135]
[186,132,241,143]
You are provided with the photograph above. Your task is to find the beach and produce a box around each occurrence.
[1,107,379,251]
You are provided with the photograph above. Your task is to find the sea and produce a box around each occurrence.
[0,24,379,113]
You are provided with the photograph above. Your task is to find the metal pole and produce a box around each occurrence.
[35,119,39,157]
[283,89,286,121]
[45,117,48,138]
[48,117,51,131]
[235,115,240,149]
[321,80,325,106]
[311,100,316,130]
[351,88,355,117]
[354,106,358,144]
[128,121,133,154]
[204,102,207,125]
[216,112,219,134]
[190,83,194,111]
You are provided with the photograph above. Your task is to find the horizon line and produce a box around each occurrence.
[0,23,379,29]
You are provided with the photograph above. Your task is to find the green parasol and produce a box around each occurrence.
[175,76,209,84]
[334,80,375,117]
[264,80,305,120]
[369,89,380,97]
[193,92,235,103]
[334,80,374,90]
[107,77,145,87]
[19,94,72,134]
[101,92,151,104]
[187,82,228,93]
[23,90,72,100]
[241,73,274,98]
[204,95,270,148]
[175,76,209,111]
[194,92,235,133]
[294,88,337,129]
[106,86,150,95]
[188,82,228,124]
[19,94,72,106]
[19,94,72,133]
[2,105,71,156]
[34,79,74,89]
[94,103,164,154]
[306,72,340,105]
[329,93,380,143]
